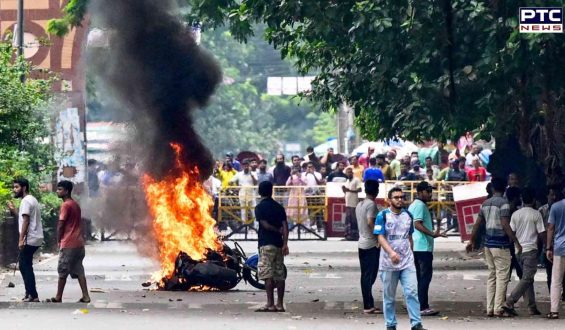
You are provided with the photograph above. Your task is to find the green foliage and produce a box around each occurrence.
[0,40,56,216]
[48,0,89,36]
[38,192,61,248]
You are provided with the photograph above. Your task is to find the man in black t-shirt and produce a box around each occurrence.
[255,181,289,312]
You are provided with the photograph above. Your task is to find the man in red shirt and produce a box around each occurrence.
[467,157,487,182]
[45,181,90,303]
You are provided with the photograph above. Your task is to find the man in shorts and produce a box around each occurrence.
[46,180,90,303]
[255,181,289,312]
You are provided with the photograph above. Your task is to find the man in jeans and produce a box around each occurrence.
[467,177,521,317]
[356,180,381,314]
[502,188,545,316]
[409,181,446,317]
[547,185,565,319]
[375,187,426,330]
[7,178,44,302]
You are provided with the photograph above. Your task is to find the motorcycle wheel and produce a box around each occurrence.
[243,254,287,290]
[243,254,265,290]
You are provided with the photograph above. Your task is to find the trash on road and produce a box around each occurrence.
[7,282,15,288]
[72,309,89,315]
[90,288,106,293]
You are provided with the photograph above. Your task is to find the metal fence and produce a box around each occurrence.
[217,181,475,240]
[217,185,327,240]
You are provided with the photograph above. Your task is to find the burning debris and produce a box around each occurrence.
[162,245,240,291]
[90,0,233,289]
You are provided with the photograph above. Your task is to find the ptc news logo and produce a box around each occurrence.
[519,7,563,33]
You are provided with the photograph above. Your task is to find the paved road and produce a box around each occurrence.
[0,239,564,329]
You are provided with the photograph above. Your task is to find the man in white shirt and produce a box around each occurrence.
[230,159,258,225]
[502,188,546,316]
[302,162,324,231]
[342,166,361,240]
[7,178,44,302]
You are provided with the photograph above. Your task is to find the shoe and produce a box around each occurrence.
[386,327,396,330]
[411,324,427,330]
[501,305,518,317]
[421,308,440,316]
[529,308,541,316]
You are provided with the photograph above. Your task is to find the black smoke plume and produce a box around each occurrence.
[91,0,222,180]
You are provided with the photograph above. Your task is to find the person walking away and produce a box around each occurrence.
[254,181,289,312]
[506,186,524,280]
[408,181,446,317]
[342,166,361,241]
[7,178,44,302]
[466,178,521,317]
[363,158,385,183]
[375,187,426,330]
[539,186,565,299]
[546,184,565,319]
[45,181,90,303]
[501,188,545,316]
[286,168,308,225]
[356,180,381,314]
[229,159,258,226]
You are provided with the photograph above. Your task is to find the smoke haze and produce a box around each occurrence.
[90,0,222,180]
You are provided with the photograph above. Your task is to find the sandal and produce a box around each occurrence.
[254,306,277,312]
[275,306,286,312]
[44,297,62,303]
[363,308,382,314]
[546,312,559,319]
[77,298,91,303]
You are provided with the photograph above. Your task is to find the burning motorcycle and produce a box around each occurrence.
[161,242,283,291]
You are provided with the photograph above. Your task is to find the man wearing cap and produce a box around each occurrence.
[408,181,446,317]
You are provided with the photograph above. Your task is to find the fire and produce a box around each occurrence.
[142,143,221,282]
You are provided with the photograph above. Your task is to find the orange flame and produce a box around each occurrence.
[142,143,221,281]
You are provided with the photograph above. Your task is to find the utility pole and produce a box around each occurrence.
[17,0,24,57]
[17,0,25,82]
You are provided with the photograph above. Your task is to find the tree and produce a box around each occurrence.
[0,40,60,246]
[52,1,564,188]
[0,40,55,190]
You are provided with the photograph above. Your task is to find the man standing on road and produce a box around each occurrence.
[230,159,258,225]
[408,181,446,317]
[255,181,289,312]
[375,187,426,330]
[539,186,565,300]
[546,185,565,319]
[467,177,521,317]
[342,166,361,241]
[501,188,545,316]
[45,180,90,303]
[7,178,44,303]
[356,180,381,314]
